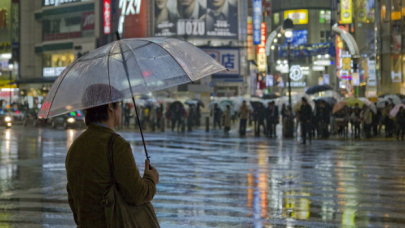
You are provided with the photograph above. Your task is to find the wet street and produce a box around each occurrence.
[0,126,405,227]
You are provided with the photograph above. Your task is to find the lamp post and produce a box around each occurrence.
[8,61,14,106]
[283,18,294,109]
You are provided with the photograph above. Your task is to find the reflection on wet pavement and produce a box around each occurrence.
[0,127,405,227]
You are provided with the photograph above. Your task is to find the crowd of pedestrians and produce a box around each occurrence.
[120,96,405,142]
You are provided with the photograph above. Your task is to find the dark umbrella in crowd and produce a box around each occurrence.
[262,93,279,99]
[193,98,205,108]
[38,36,226,163]
[305,85,333,94]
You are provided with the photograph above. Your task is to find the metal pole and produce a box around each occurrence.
[9,70,11,105]
[287,42,292,108]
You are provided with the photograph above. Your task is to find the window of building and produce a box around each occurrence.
[319,10,331,24]
[320,31,331,43]
[42,11,94,41]
[43,50,74,77]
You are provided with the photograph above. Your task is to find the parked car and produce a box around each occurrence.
[23,109,51,127]
[0,110,13,128]
[51,110,85,129]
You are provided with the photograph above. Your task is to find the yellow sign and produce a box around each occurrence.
[284,10,308,24]
[355,0,367,23]
[341,0,352,24]
[342,57,351,71]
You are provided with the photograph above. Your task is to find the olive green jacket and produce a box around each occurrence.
[66,124,156,227]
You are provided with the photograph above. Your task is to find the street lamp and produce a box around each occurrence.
[283,18,294,109]
[8,61,13,106]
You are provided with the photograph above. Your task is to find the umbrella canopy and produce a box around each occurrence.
[262,93,278,99]
[169,101,183,111]
[376,98,392,108]
[208,100,218,110]
[192,98,205,108]
[38,37,225,119]
[233,98,254,111]
[157,97,176,104]
[313,97,337,106]
[358,97,377,114]
[292,94,315,112]
[305,85,333,94]
[390,104,405,117]
[332,98,364,114]
[185,100,198,106]
[384,95,401,105]
[219,100,235,115]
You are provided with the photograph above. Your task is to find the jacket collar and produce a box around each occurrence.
[87,124,116,134]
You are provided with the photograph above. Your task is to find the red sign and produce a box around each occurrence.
[82,12,95,31]
[257,23,266,54]
[103,0,111,34]
[119,0,148,38]
[247,22,253,35]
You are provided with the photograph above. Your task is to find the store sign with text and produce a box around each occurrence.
[278,42,335,58]
[368,60,376,86]
[341,0,352,24]
[103,0,111,34]
[257,23,266,72]
[203,48,239,76]
[43,0,90,6]
[118,0,142,35]
[253,0,262,44]
[154,0,239,39]
[284,9,308,24]
[43,67,66,77]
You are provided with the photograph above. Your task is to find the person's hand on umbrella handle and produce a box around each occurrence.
[144,159,159,184]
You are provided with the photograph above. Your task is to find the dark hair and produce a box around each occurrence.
[85,103,119,126]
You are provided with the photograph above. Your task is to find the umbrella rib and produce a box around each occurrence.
[120,41,151,90]
[107,41,118,104]
[149,40,195,85]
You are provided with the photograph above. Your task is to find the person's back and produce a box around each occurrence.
[239,104,249,120]
[300,104,312,122]
[66,125,157,227]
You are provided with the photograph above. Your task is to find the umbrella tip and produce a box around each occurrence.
[115,31,121,41]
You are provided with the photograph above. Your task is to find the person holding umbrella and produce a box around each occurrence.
[38,36,226,227]
[65,85,160,227]
[254,102,267,136]
[396,107,405,140]
[266,101,278,138]
[213,103,223,130]
[300,97,312,144]
[360,105,372,138]
[171,103,183,132]
[238,100,250,136]
[351,103,362,138]
[223,105,232,136]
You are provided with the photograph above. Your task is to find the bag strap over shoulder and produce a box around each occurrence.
[107,133,119,183]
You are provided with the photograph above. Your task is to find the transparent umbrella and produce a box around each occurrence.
[38,36,226,162]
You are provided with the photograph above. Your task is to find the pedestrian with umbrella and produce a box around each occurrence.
[266,101,278,138]
[351,103,362,138]
[382,102,394,137]
[254,102,267,136]
[38,36,226,227]
[238,100,250,136]
[395,107,405,140]
[171,102,184,132]
[223,105,232,136]
[360,105,372,138]
[299,97,313,144]
[213,103,223,130]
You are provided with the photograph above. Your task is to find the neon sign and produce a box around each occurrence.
[103,0,111,34]
[118,0,142,35]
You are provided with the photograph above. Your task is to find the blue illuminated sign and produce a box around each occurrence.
[253,0,262,45]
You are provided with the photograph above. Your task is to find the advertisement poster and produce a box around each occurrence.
[278,42,335,58]
[257,23,266,72]
[284,9,308,24]
[355,0,367,23]
[154,0,238,39]
[341,0,352,24]
[366,0,375,22]
[203,48,239,75]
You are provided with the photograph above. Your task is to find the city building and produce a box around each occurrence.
[0,0,20,103]
[19,0,100,108]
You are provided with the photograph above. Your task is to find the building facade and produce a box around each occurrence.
[19,0,100,108]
